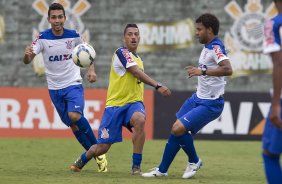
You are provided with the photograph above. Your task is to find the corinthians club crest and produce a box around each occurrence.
[224,0,277,77]
[31,0,91,76]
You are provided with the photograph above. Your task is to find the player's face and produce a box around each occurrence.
[48,10,66,35]
[195,23,208,44]
[123,27,140,52]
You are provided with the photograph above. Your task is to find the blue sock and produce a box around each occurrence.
[132,153,142,168]
[81,152,91,164]
[76,116,97,145]
[158,134,181,173]
[178,133,199,163]
[73,130,92,150]
[262,153,282,184]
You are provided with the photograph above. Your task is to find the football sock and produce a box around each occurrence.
[158,134,181,173]
[76,116,97,145]
[81,152,91,164]
[178,133,199,163]
[73,130,92,150]
[132,153,142,168]
[262,153,282,184]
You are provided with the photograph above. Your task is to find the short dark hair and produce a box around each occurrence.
[196,13,219,35]
[124,24,139,35]
[48,3,65,17]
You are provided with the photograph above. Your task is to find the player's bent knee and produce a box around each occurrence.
[68,112,81,122]
[134,119,145,130]
[171,122,186,136]
[131,113,146,130]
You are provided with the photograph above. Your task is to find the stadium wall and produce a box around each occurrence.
[0,0,276,92]
[0,87,268,140]
[0,87,154,139]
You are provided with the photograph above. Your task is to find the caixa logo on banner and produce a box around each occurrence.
[224,0,276,77]
[31,0,91,76]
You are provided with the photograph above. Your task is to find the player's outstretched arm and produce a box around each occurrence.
[86,62,97,83]
[185,59,232,78]
[209,59,233,76]
[23,46,36,64]
[127,65,171,97]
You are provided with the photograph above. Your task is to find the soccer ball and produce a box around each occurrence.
[72,43,96,68]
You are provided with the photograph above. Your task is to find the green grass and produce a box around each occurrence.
[0,138,265,184]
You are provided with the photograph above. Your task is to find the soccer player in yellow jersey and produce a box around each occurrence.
[70,24,171,174]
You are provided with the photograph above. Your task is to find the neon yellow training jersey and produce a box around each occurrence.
[106,47,144,107]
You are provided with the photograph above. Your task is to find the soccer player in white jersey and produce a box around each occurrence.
[142,13,233,179]
[262,0,282,183]
[22,3,108,172]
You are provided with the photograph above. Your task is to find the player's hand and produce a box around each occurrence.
[185,66,201,78]
[25,46,34,56]
[87,70,97,83]
[157,85,171,97]
[23,46,35,64]
[269,104,282,129]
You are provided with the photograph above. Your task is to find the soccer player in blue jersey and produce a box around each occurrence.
[142,13,233,179]
[22,3,108,172]
[70,24,171,175]
[262,0,282,183]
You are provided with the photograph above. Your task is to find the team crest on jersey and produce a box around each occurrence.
[65,40,73,49]
[101,128,109,139]
[224,0,277,77]
[31,0,92,76]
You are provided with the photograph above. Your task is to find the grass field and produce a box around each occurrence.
[0,138,265,184]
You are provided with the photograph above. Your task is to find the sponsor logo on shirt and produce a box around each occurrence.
[32,33,41,46]
[183,117,190,122]
[212,45,224,60]
[49,54,72,62]
[264,20,275,46]
[121,49,135,63]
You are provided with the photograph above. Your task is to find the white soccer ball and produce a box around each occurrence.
[72,43,96,68]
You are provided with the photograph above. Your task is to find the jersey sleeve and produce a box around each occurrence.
[31,33,43,54]
[211,44,229,64]
[263,19,281,54]
[74,31,84,46]
[115,48,137,68]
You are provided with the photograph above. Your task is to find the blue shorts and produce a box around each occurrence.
[262,102,282,154]
[49,84,85,127]
[97,101,146,144]
[176,93,224,134]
